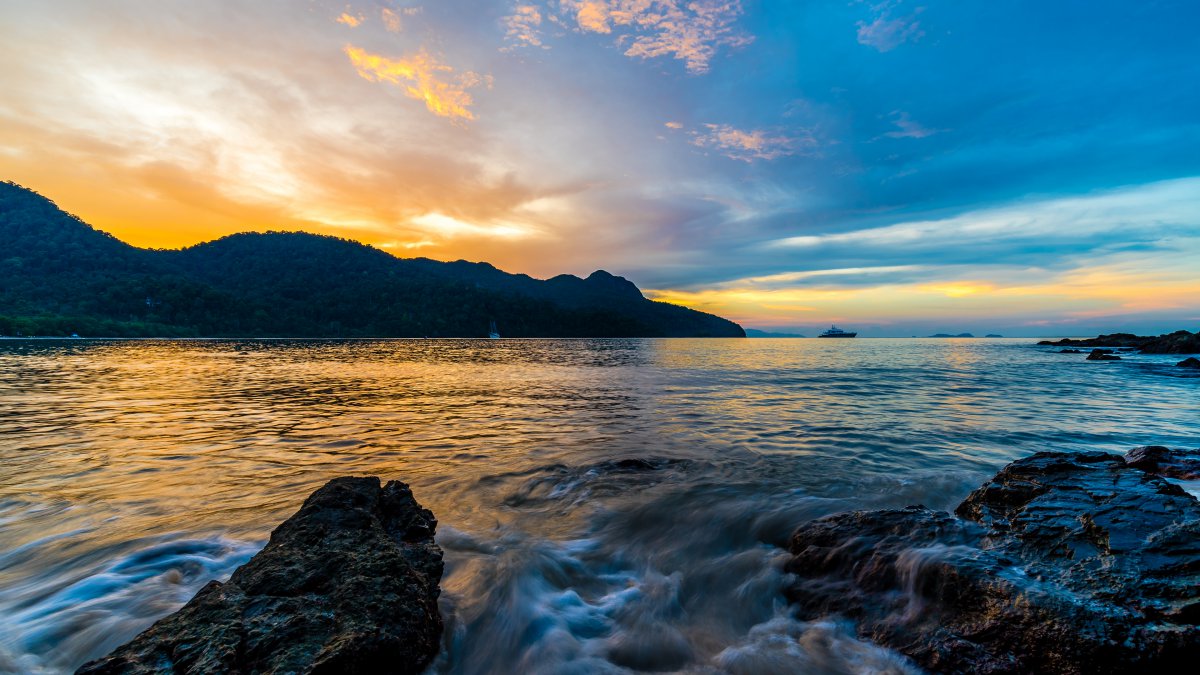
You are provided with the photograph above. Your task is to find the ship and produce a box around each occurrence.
[818,325,857,338]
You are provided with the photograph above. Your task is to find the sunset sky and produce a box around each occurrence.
[1,0,1197,335]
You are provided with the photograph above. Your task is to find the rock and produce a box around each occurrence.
[1038,330,1200,354]
[76,477,444,675]
[1037,332,1147,348]
[1177,357,1200,369]
[1141,330,1200,354]
[1086,348,1121,360]
[1058,348,1084,353]
[783,451,1200,674]
[1125,445,1200,480]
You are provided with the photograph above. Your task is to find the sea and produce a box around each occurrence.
[0,338,1197,674]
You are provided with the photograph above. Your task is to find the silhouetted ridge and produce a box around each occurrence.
[0,182,744,338]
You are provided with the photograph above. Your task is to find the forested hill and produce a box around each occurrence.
[0,182,745,338]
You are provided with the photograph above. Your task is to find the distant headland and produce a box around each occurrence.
[0,182,744,339]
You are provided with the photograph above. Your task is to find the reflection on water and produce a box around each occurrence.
[0,338,1197,673]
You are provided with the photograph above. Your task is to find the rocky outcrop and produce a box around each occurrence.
[1086,348,1121,361]
[1039,330,1200,354]
[1125,445,1200,480]
[1178,357,1200,369]
[77,477,444,675]
[784,450,1200,674]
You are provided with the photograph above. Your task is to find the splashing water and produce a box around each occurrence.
[0,338,1196,672]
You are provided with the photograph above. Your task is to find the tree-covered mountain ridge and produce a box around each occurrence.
[0,181,744,338]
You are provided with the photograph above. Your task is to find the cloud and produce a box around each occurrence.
[336,12,364,28]
[691,123,815,162]
[664,121,683,129]
[856,1,924,52]
[502,4,544,48]
[502,1,751,73]
[344,45,485,120]
[769,177,1200,258]
[409,211,541,240]
[381,8,402,33]
[882,111,939,139]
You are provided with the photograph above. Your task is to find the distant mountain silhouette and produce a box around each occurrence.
[745,329,806,338]
[0,182,744,338]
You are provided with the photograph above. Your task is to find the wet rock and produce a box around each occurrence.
[1125,445,1200,480]
[784,451,1200,674]
[77,477,444,675]
[1178,357,1200,369]
[1086,348,1121,361]
[1057,348,1084,353]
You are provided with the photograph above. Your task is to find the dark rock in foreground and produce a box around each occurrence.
[784,450,1200,674]
[1086,348,1121,361]
[77,477,444,675]
[1039,329,1200,354]
[1178,357,1200,369]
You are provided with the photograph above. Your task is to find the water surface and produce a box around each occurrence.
[1,338,1196,673]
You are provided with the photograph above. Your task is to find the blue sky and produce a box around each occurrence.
[1,0,1197,335]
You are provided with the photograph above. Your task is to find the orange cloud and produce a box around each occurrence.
[336,13,364,28]
[344,45,484,121]
[647,263,1200,329]
[502,4,545,48]
[380,8,402,32]
[691,123,814,161]
[505,1,751,73]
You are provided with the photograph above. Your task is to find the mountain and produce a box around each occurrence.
[0,182,744,338]
[929,333,975,338]
[745,329,806,338]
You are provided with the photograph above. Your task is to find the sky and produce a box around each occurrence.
[1,0,1198,336]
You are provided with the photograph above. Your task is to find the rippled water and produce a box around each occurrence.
[0,338,1197,674]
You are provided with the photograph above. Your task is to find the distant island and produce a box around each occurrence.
[0,182,744,338]
[929,333,975,338]
[745,329,806,338]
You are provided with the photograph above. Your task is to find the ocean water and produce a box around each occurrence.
[0,338,1197,674]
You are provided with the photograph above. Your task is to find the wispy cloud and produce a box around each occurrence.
[502,1,751,73]
[502,4,544,49]
[882,111,940,139]
[769,178,1200,268]
[691,123,815,161]
[344,45,485,121]
[336,12,364,28]
[380,8,401,33]
[856,1,924,52]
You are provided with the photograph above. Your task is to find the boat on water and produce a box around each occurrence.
[818,325,857,338]
[488,320,501,339]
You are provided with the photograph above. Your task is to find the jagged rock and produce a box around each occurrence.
[1058,348,1084,353]
[784,451,1200,674]
[1125,445,1200,480]
[1086,348,1121,361]
[76,477,444,675]
[1039,330,1200,354]
[1178,357,1200,369]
